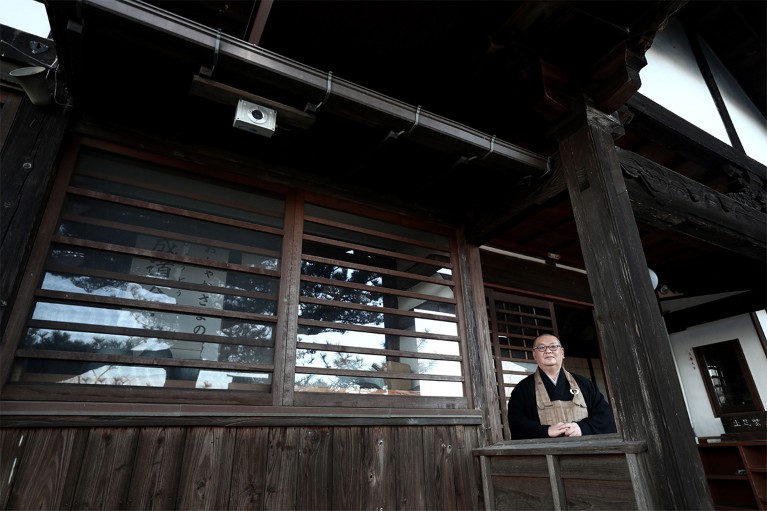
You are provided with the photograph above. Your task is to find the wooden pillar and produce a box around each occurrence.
[556,100,713,510]
[0,95,71,333]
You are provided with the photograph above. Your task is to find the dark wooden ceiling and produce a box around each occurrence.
[34,0,766,324]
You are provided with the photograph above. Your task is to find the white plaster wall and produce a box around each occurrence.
[669,312,767,439]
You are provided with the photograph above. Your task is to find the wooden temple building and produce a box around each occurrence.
[1,1,765,509]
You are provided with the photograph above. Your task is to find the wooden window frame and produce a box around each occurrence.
[485,287,558,439]
[694,339,764,417]
[0,136,476,420]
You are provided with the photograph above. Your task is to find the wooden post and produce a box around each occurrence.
[0,95,71,334]
[555,100,713,510]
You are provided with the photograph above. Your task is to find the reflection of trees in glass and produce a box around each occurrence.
[242,255,279,271]
[225,296,276,315]
[300,261,383,334]
[225,272,278,315]
[219,322,274,365]
[295,345,382,390]
[295,372,329,389]
[23,328,144,352]
[219,344,273,365]
[76,366,134,385]
[67,275,124,293]
[23,329,81,350]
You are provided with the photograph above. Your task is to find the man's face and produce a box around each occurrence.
[533,336,564,370]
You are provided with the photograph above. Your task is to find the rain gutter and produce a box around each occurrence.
[77,0,549,175]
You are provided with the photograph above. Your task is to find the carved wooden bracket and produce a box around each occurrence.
[619,147,766,261]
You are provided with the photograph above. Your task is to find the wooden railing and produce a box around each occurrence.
[473,435,648,510]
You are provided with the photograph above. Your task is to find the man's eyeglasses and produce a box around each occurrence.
[533,344,561,353]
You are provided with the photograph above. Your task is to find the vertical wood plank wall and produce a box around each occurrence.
[0,425,483,510]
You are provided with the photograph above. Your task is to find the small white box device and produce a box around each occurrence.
[233,99,277,138]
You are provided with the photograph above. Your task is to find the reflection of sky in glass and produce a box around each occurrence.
[36,258,461,394]
[59,366,270,390]
[33,274,259,388]
[502,360,537,373]
[37,274,165,340]
[62,365,167,386]
[296,309,463,396]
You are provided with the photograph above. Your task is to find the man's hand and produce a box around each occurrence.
[547,422,569,437]
[564,422,582,437]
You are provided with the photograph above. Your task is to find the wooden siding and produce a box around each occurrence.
[473,437,649,511]
[0,425,483,510]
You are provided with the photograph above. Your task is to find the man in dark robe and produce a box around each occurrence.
[507,334,617,439]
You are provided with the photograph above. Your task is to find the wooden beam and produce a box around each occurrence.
[620,147,767,262]
[69,0,548,176]
[626,94,767,182]
[190,74,316,130]
[246,0,273,46]
[0,98,72,334]
[556,101,713,510]
[464,155,566,246]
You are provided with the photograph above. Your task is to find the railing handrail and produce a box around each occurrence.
[472,434,647,456]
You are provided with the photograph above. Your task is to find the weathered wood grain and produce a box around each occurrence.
[0,425,483,510]
[296,427,332,510]
[363,426,396,509]
[176,427,236,510]
[563,478,636,510]
[332,426,365,510]
[557,104,713,510]
[71,428,139,509]
[228,427,269,510]
[452,425,481,510]
[0,428,27,508]
[127,427,186,511]
[491,475,554,510]
[263,427,299,509]
[5,428,83,510]
[394,426,428,510]
[424,425,458,511]
[558,453,630,480]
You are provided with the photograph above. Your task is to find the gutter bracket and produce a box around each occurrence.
[305,71,333,113]
[200,29,222,78]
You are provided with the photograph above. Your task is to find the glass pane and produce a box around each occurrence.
[301,258,453,296]
[696,340,757,414]
[13,149,288,397]
[22,328,274,363]
[503,373,529,385]
[59,196,282,269]
[297,326,459,356]
[304,204,448,248]
[74,151,285,227]
[298,302,457,336]
[31,302,275,340]
[297,202,463,400]
[501,361,537,373]
[43,268,278,316]
[13,357,271,390]
[296,372,462,397]
[296,349,460,376]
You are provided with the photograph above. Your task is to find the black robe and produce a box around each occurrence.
[507,367,617,440]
